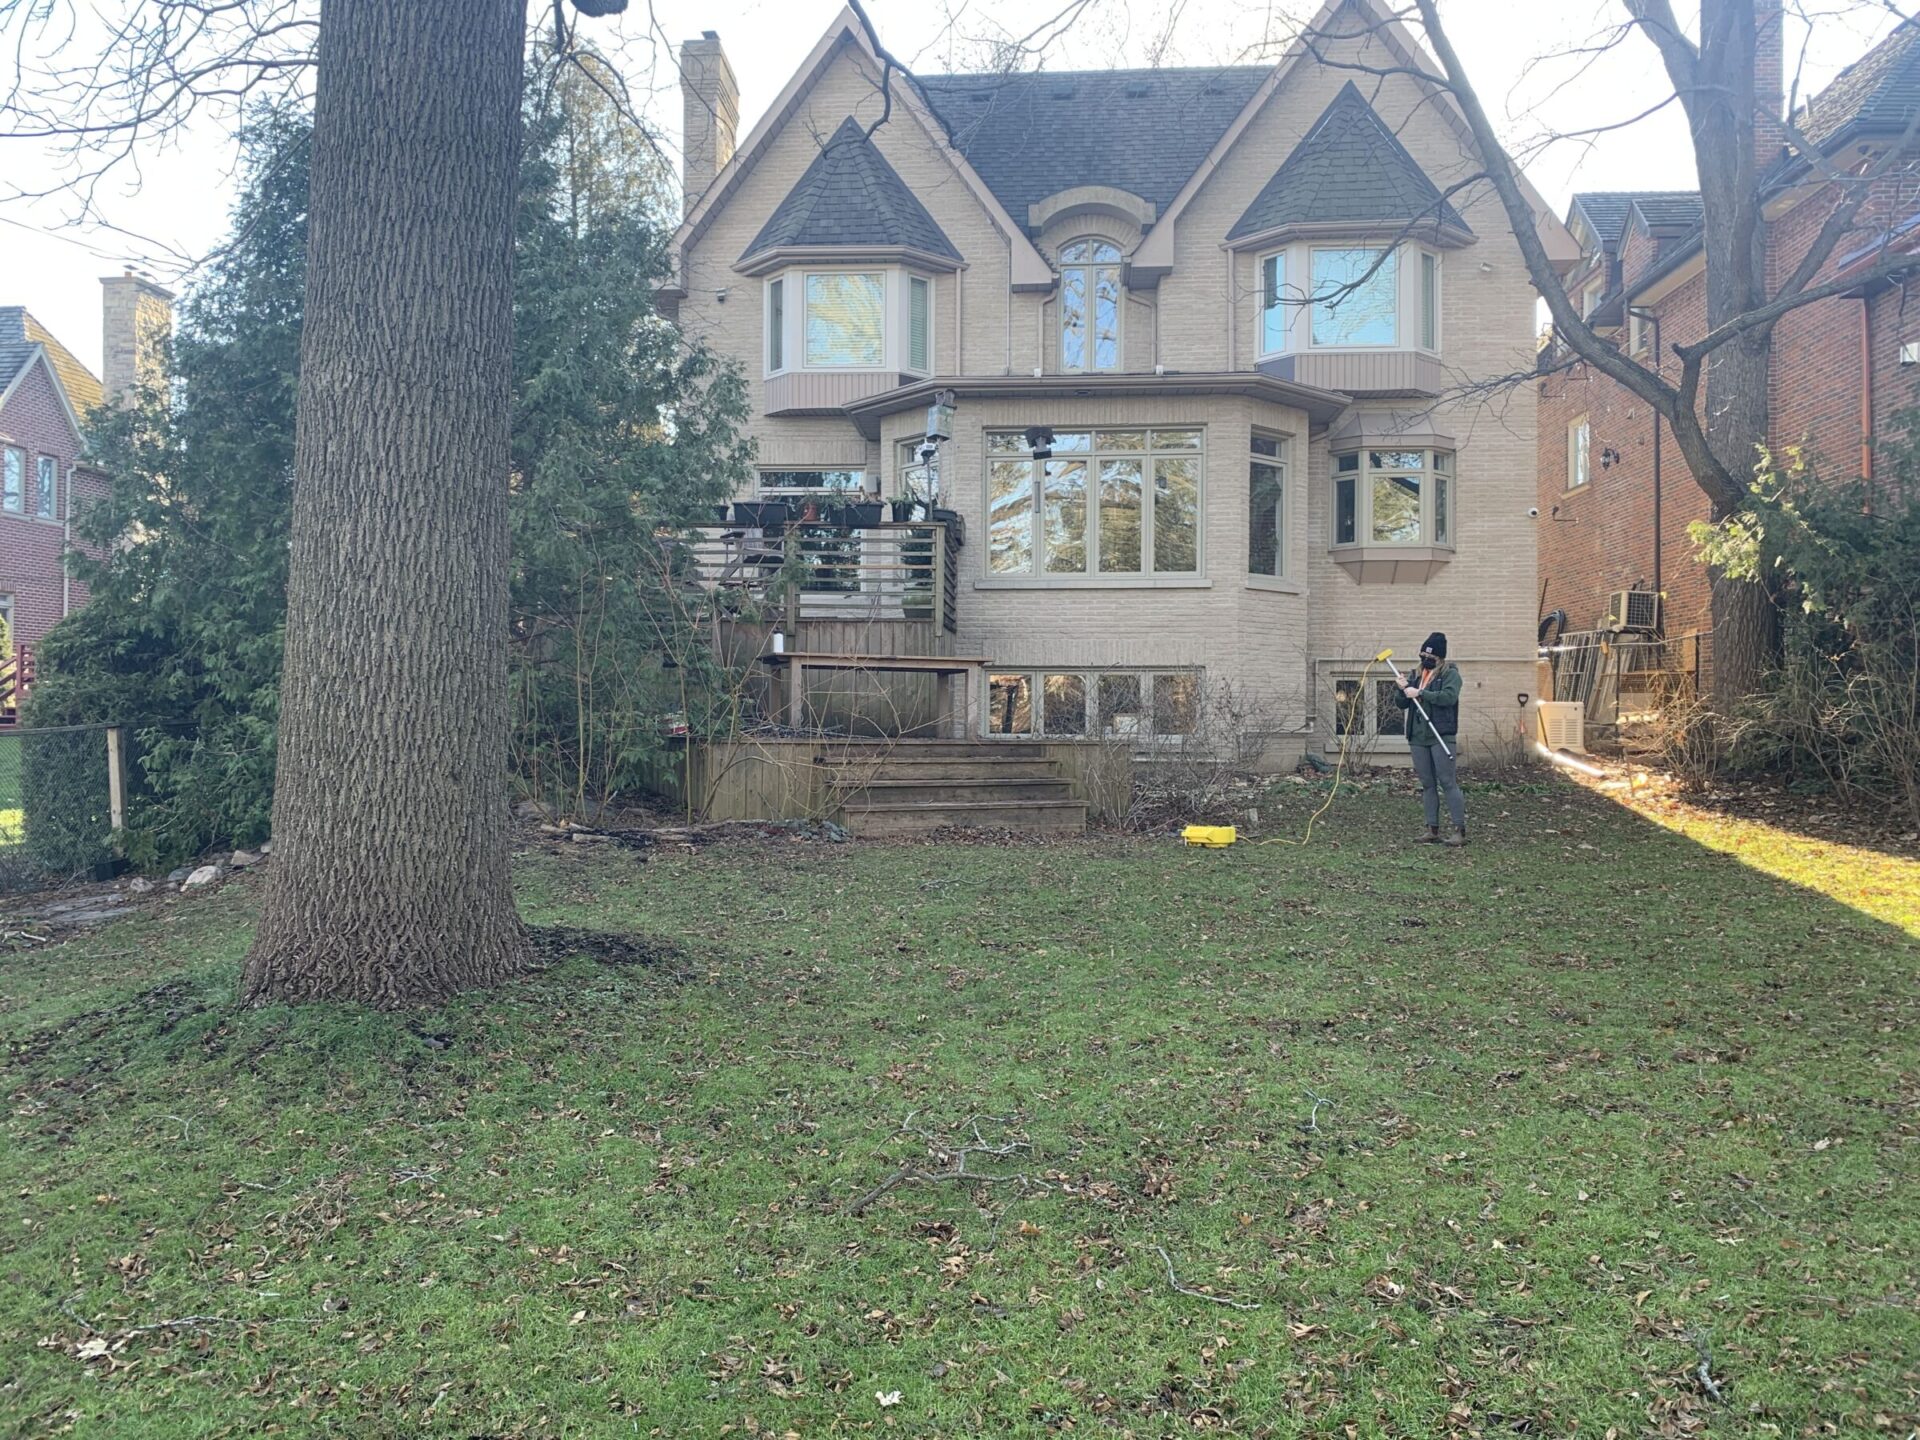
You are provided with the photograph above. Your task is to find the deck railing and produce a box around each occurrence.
[0,645,31,727]
[663,522,957,634]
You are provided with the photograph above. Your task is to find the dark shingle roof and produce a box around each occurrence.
[743,117,961,261]
[1796,20,1920,148]
[1225,82,1469,242]
[1568,191,1699,248]
[0,307,103,416]
[916,65,1269,224]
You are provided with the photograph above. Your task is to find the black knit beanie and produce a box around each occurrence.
[1421,631,1448,661]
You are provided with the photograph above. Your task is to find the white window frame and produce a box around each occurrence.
[1330,447,1456,550]
[765,276,786,374]
[1628,311,1649,359]
[1581,278,1605,320]
[1,445,22,515]
[34,454,58,520]
[907,274,933,375]
[983,667,1202,742]
[983,426,1205,582]
[1420,252,1441,353]
[755,468,871,501]
[1308,245,1399,350]
[1567,416,1591,491]
[1248,431,1289,582]
[800,268,888,372]
[1329,671,1411,751]
[1059,238,1124,373]
[1258,250,1293,358]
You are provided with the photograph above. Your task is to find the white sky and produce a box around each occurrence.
[0,0,1902,377]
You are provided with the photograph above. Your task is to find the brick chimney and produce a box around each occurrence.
[99,270,174,403]
[1754,0,1785,169]
[681,31,739,215]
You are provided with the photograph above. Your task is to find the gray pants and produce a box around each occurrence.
[1410,742,1465,831]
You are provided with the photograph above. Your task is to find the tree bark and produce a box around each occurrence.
[1694,0,1780,709]
[242,0,532,1007]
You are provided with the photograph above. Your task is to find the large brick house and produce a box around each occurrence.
[0,274,172,669]
[663,0,1576,762]
[1538,16,1920,655]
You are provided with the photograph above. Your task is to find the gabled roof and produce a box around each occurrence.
[1795,19,1920,149]
[1567,192,1700,250]
[0,307,103,416]
[743,117,960,262]
[915,66,1269,226]
[1225,81,1471,243]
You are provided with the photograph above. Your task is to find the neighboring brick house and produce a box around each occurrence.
[1538,18,1920,651]
[0,274,172,667]
[663,0,1577,761]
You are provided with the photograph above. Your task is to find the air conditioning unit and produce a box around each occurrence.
[1606,589,1661,633]
[1536,700,1587,753]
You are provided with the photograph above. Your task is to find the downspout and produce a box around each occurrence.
[1224,248,1235,371]
[1859,296,1874,483]
[61,463,72,617]
[1637,308,1664,609]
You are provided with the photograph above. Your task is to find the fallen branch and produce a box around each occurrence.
[1302,1088,1335,1133]
[1153,1245,1261,1311]
[842,1111,1046,1215]
[1691,1328,1726,1402]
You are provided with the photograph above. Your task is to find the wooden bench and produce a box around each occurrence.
[760,651,989,738]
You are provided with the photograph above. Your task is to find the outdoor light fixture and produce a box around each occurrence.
[1599,446,1621,469]
[1025,425,1056,460]
[925,391,955,443]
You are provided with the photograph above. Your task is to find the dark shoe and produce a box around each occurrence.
[1443,829,1467,848]
[1413,827,1441,844]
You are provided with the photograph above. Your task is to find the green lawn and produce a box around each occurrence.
[0,733,21,849]
[2,778,1916,1437]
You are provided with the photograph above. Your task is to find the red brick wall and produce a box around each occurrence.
[0,360,98,650]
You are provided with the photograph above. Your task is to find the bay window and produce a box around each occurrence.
[1248,433,1287,578]
[1333,448,1454,548]
[804,272,885,367]
[1310,247,1397,347]
[1060,239,1122,371]
[986,427,1202,579]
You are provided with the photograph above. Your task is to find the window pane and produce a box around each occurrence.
[1043,674,1087,735]
[909,276,930,372]
[987,431,1028,455]
[1421,252,1439,350]
[1099,673,1144,735]
[1091,241,1122,263]
[1311,247,1398,346]
[988,674,1033,734]
[1261,252,1286,354]
[1336,452,1360,473]
[1098,458,1143,573]
[35,457,56,518]
[1094,429,1146,451]
[1333,678,1362,736]
[1094,265,1120,370]
[1433,450,1453,474]
[1375,680,1406,737]
[1061,266,1087,370]
[1335,475,1356,545]
[1043,459,1088,573]
[804,273,884,367]
[1371,450,1423,470]
[1062,240,1091,263]
[989,459,1034,573]
[1053,431,1093,453]
[769,278,784,370]
[1251,433,1282,459]
[1151,429,1203,451]
[1152,457,1198,573]
[1,449,20,512]
[1152,673,1198,735]
[1434,474,1450,545]
[1248,459,1282,577]
[1372,473,1423,543]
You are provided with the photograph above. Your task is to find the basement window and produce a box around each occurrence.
[985,668,1200,739]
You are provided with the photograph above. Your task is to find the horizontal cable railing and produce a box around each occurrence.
[662,522,955,633]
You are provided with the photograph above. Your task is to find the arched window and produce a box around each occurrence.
[1060,239,1122,372]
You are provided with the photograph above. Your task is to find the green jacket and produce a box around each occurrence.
[1395,662,1461,747]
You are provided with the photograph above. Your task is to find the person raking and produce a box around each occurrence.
[1396,631,1466,847]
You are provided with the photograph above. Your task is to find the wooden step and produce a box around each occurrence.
[828,777,1075,806]
[838,798,1088,839]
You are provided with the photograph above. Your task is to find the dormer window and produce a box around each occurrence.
[762,267,935,377]
[1060,239,1121,371]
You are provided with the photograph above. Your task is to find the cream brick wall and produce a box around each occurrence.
[676,27,1542,763]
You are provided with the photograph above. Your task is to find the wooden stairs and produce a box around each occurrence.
[818,741,1087,838]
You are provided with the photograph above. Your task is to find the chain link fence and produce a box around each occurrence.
[0,724,127,891]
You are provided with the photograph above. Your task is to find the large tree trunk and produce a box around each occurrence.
[242,0,531,1007]
[1696,0,1780,710]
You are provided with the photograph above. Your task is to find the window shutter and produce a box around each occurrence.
[909,277,930,373]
